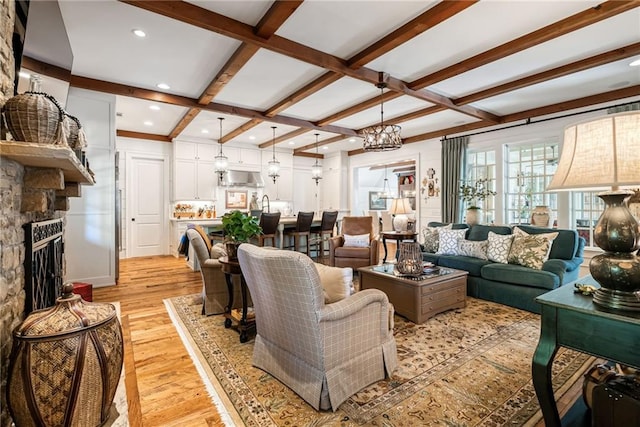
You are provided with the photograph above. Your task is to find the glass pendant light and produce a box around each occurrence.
[311,133,323,186]
[362,72,402,152]
[378,165,394,199]
[214,117,228,183]
[267,126,280,184]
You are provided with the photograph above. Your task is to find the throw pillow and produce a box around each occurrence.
[421,224,452,253]
[486,232,515,264]
[458,239,489,260]
[436,228,467,255]
[343,233,370,248]
[315,263,353,304]
[209,243,227,259]
[508,227,559,269]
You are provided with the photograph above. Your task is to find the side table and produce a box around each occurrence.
[532,275,640,426]
[219,256,255,343]
[381,231,418,263]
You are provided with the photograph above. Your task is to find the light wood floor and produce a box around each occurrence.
[94,249,581,427]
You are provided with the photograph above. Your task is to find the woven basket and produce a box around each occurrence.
[2,91,65,145]
[7,283,123,427]
[63,113,87,150]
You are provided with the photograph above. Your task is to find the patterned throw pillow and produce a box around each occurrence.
[487,232,515,264]
[421,224,452,253]
[458,239,489,260]
[343,233,370,247]
[508,227,559,269]
[436,228,467,255]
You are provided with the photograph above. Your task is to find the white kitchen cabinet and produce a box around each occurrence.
[173,141,217,200]
[225,146,261,168]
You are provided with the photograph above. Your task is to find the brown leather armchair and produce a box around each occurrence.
[329,216,379,268]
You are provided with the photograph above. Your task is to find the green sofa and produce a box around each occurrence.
[422,222,585,314]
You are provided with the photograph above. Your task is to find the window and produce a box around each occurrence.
[505,143,558,226]
[572,191,604,247]
[465,150,496,224]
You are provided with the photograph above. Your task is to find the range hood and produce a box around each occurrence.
[221,170,265,188]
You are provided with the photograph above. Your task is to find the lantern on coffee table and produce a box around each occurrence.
[7,283,123,426]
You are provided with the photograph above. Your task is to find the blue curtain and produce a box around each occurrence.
[441,136,469,223]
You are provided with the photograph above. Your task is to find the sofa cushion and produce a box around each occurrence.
[421,224,452,253]
[516,225,579,260]
[334,246,370,259]
[481,263,560,290]
[315,263,353,304]
[438,255,492,277]
[343,233,370,247]
[487,232,514,264]
[436,228,467,255]
[422,252,441,265]
[458,239,488,260]
[467,224,512,241]
[209,243,227,259]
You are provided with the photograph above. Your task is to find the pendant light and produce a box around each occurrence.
[362,72,402,152]
[311,133,323,186]
[378,165,394,199]
[214,117,228,183]
[267,126,280,184]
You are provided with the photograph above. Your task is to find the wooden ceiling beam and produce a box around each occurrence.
[168,107,201,139]
[123,0,499,122]
[69,75,359,136]
[220,118,262,143]
[293,151,323,159]
[348,1,478,69]
[264,72,342,117]
[369,160,415,170]
[316,92,402,126]
[117,130,172,142]
[254,1,304,38]
[294,134,347,153]
[21,56,71,82]
[410,0,639,90]
[258,128,308,149]
[455,42,640,105]
[198,44,259,105]
[391,105,447,124]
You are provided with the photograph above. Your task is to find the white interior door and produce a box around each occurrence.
[128,154,167,257]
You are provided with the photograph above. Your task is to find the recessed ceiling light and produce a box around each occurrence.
[156,83,170,90]
[201,129,209,134]
[132,29,146,38]
[630,59,640,67]
[19,71,30,79]
[349,138,356,143]
[143,121,153,126]
[322,146,328,150]
[249,136,256,140]
[149,105,160,111]
[288,141,295,145]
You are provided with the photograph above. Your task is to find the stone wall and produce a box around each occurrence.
[0,2,62,425]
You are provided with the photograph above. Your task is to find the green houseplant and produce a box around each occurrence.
[221,210,262,259]
[459,178,496,225]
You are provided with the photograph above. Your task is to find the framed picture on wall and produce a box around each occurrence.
[225,190,248,209]
[369,191,387,210]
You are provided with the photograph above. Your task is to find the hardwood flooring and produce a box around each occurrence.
[94,247,581,427]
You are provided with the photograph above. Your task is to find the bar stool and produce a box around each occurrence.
[283,211,315,255]
[257,212,280,247]
[310,210,338,260]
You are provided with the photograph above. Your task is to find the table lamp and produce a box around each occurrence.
[546,111,640,311]
[390,197,413,232]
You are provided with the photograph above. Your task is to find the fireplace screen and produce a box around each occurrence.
[23,218,64,314]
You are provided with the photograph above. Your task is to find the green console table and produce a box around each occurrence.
[532,275,640,426]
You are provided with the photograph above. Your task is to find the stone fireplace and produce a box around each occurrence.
[0,2,66,425]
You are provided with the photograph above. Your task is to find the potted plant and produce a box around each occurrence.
[221,210,262,260]
[459,178,496,225]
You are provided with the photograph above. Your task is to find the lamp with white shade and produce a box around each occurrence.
[546,111,640,311]
[390,197,413,232]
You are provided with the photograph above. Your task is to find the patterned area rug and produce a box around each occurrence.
[165,294,595,426]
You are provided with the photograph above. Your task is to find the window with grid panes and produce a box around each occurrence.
[505,143,558,226]
[572,191,604,247]
[465,150,496,224]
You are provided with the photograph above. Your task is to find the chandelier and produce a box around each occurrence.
[378,165,394,199]
[268,126,280,184]
[311,133,323,186]
[214,117,228,183]
[362,72,402,152]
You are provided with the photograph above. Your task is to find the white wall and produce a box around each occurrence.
[65,88,116,287]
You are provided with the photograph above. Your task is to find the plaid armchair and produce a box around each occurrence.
[237,244,397,411]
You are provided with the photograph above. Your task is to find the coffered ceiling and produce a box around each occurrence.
[20,1,640,156]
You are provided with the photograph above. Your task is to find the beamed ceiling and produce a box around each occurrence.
[18,0,640,158]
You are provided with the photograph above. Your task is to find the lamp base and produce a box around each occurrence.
[593,288,640,312]
[393,215,407,232]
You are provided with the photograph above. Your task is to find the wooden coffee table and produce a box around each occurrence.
[358,265,468,324]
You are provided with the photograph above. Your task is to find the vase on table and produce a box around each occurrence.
[465,208,482,226]
[531,205,551,227]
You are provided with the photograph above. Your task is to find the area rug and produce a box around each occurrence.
[165,294,595,426]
